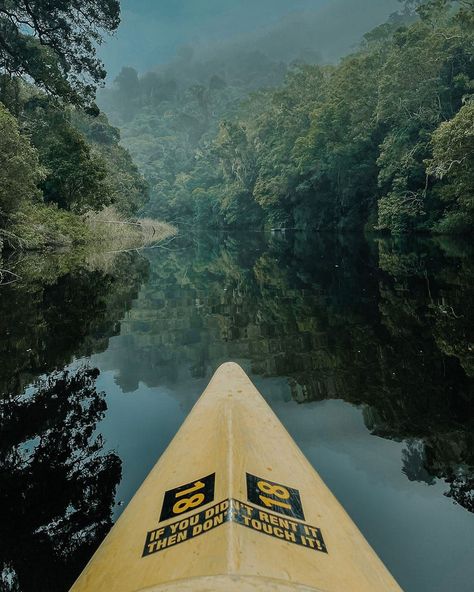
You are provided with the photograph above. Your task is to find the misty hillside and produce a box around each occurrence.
[100,0,399,99]
[97,0,402,225]
[195,0,400,67]
[98,0,474,236]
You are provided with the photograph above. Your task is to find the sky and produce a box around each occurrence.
[98,0,329,79]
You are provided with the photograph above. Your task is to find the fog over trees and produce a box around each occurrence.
[98,0,399,76]
[99,0,474,235]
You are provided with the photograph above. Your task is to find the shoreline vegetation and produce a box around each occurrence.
[101,0,473,236]
[0,207,176,286]
[0,0,177,267]
[0,92,169,258]
[4,205,176,252]
[85,208,177,252]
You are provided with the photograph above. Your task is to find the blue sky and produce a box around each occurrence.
[98,0,328,78]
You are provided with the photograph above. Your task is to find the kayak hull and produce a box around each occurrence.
[139,575,328,591]
[70,362,403,592]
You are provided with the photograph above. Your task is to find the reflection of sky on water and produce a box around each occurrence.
[269,397,474,592]
[90,349,474,592]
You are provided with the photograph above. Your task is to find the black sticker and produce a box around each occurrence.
[144,499,229,557]
[246,473,305,520]
[159,473,215,522]
[143,498,327,557]
[232,499,326,553]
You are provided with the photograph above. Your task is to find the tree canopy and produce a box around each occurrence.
[103,0,474,236]
[0,101,43,219]
[0,0,120,105]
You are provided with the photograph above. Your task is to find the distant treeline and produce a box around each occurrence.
[0,1,148,252]
[103,0,474,234]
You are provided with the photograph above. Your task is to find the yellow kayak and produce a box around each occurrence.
[70,362,403,592]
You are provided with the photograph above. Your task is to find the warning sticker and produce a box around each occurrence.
[144,499,229,556]
[232,499,326,553]
[143,499,326,557]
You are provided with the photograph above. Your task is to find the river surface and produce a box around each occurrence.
[1,231,473,592]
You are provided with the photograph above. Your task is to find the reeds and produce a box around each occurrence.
[84,207,177,251]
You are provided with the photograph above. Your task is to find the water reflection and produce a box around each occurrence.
[0,250,149,397]
[0,367,121,592]
[1,232,473,591]
[97,233,474,515]
[0,250,149,590]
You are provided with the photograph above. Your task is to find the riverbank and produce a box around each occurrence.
[0,205,176,286]
[1,204,176,253]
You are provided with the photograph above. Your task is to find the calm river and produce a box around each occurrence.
[1,231,473,591]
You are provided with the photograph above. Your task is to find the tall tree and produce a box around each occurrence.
[0,101,44,223]
[0,0,120,105]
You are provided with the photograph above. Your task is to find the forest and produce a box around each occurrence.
[1,0,472,244]
[0,1,156,253]
[102,0,474,234]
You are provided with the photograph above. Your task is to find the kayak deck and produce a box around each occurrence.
[70,362,403,592]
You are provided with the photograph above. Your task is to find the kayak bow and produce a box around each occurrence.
[70,362,403,592]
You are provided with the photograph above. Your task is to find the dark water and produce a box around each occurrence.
[1,232,473,591]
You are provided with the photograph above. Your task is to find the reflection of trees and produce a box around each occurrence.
[0,251,149,398]
[401,441,435,485]
[370,237,474,513]
[444,474,474,514]
[0,367,121,592]
[103,232,380,396]
[0,249,148,590]
[97,231,474,513]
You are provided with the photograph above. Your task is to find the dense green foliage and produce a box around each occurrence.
[73,111,150,217]
[0,1,148,252]
[106,1,473,234]
[0,102,44,218]
[28,100,110,213]
[0,0,120,105]
[427,101,474,233]
[0,83,148,249]
[99,49,289,223]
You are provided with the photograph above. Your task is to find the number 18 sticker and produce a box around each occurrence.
[246,473,305,520]
[160,473,215,522]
